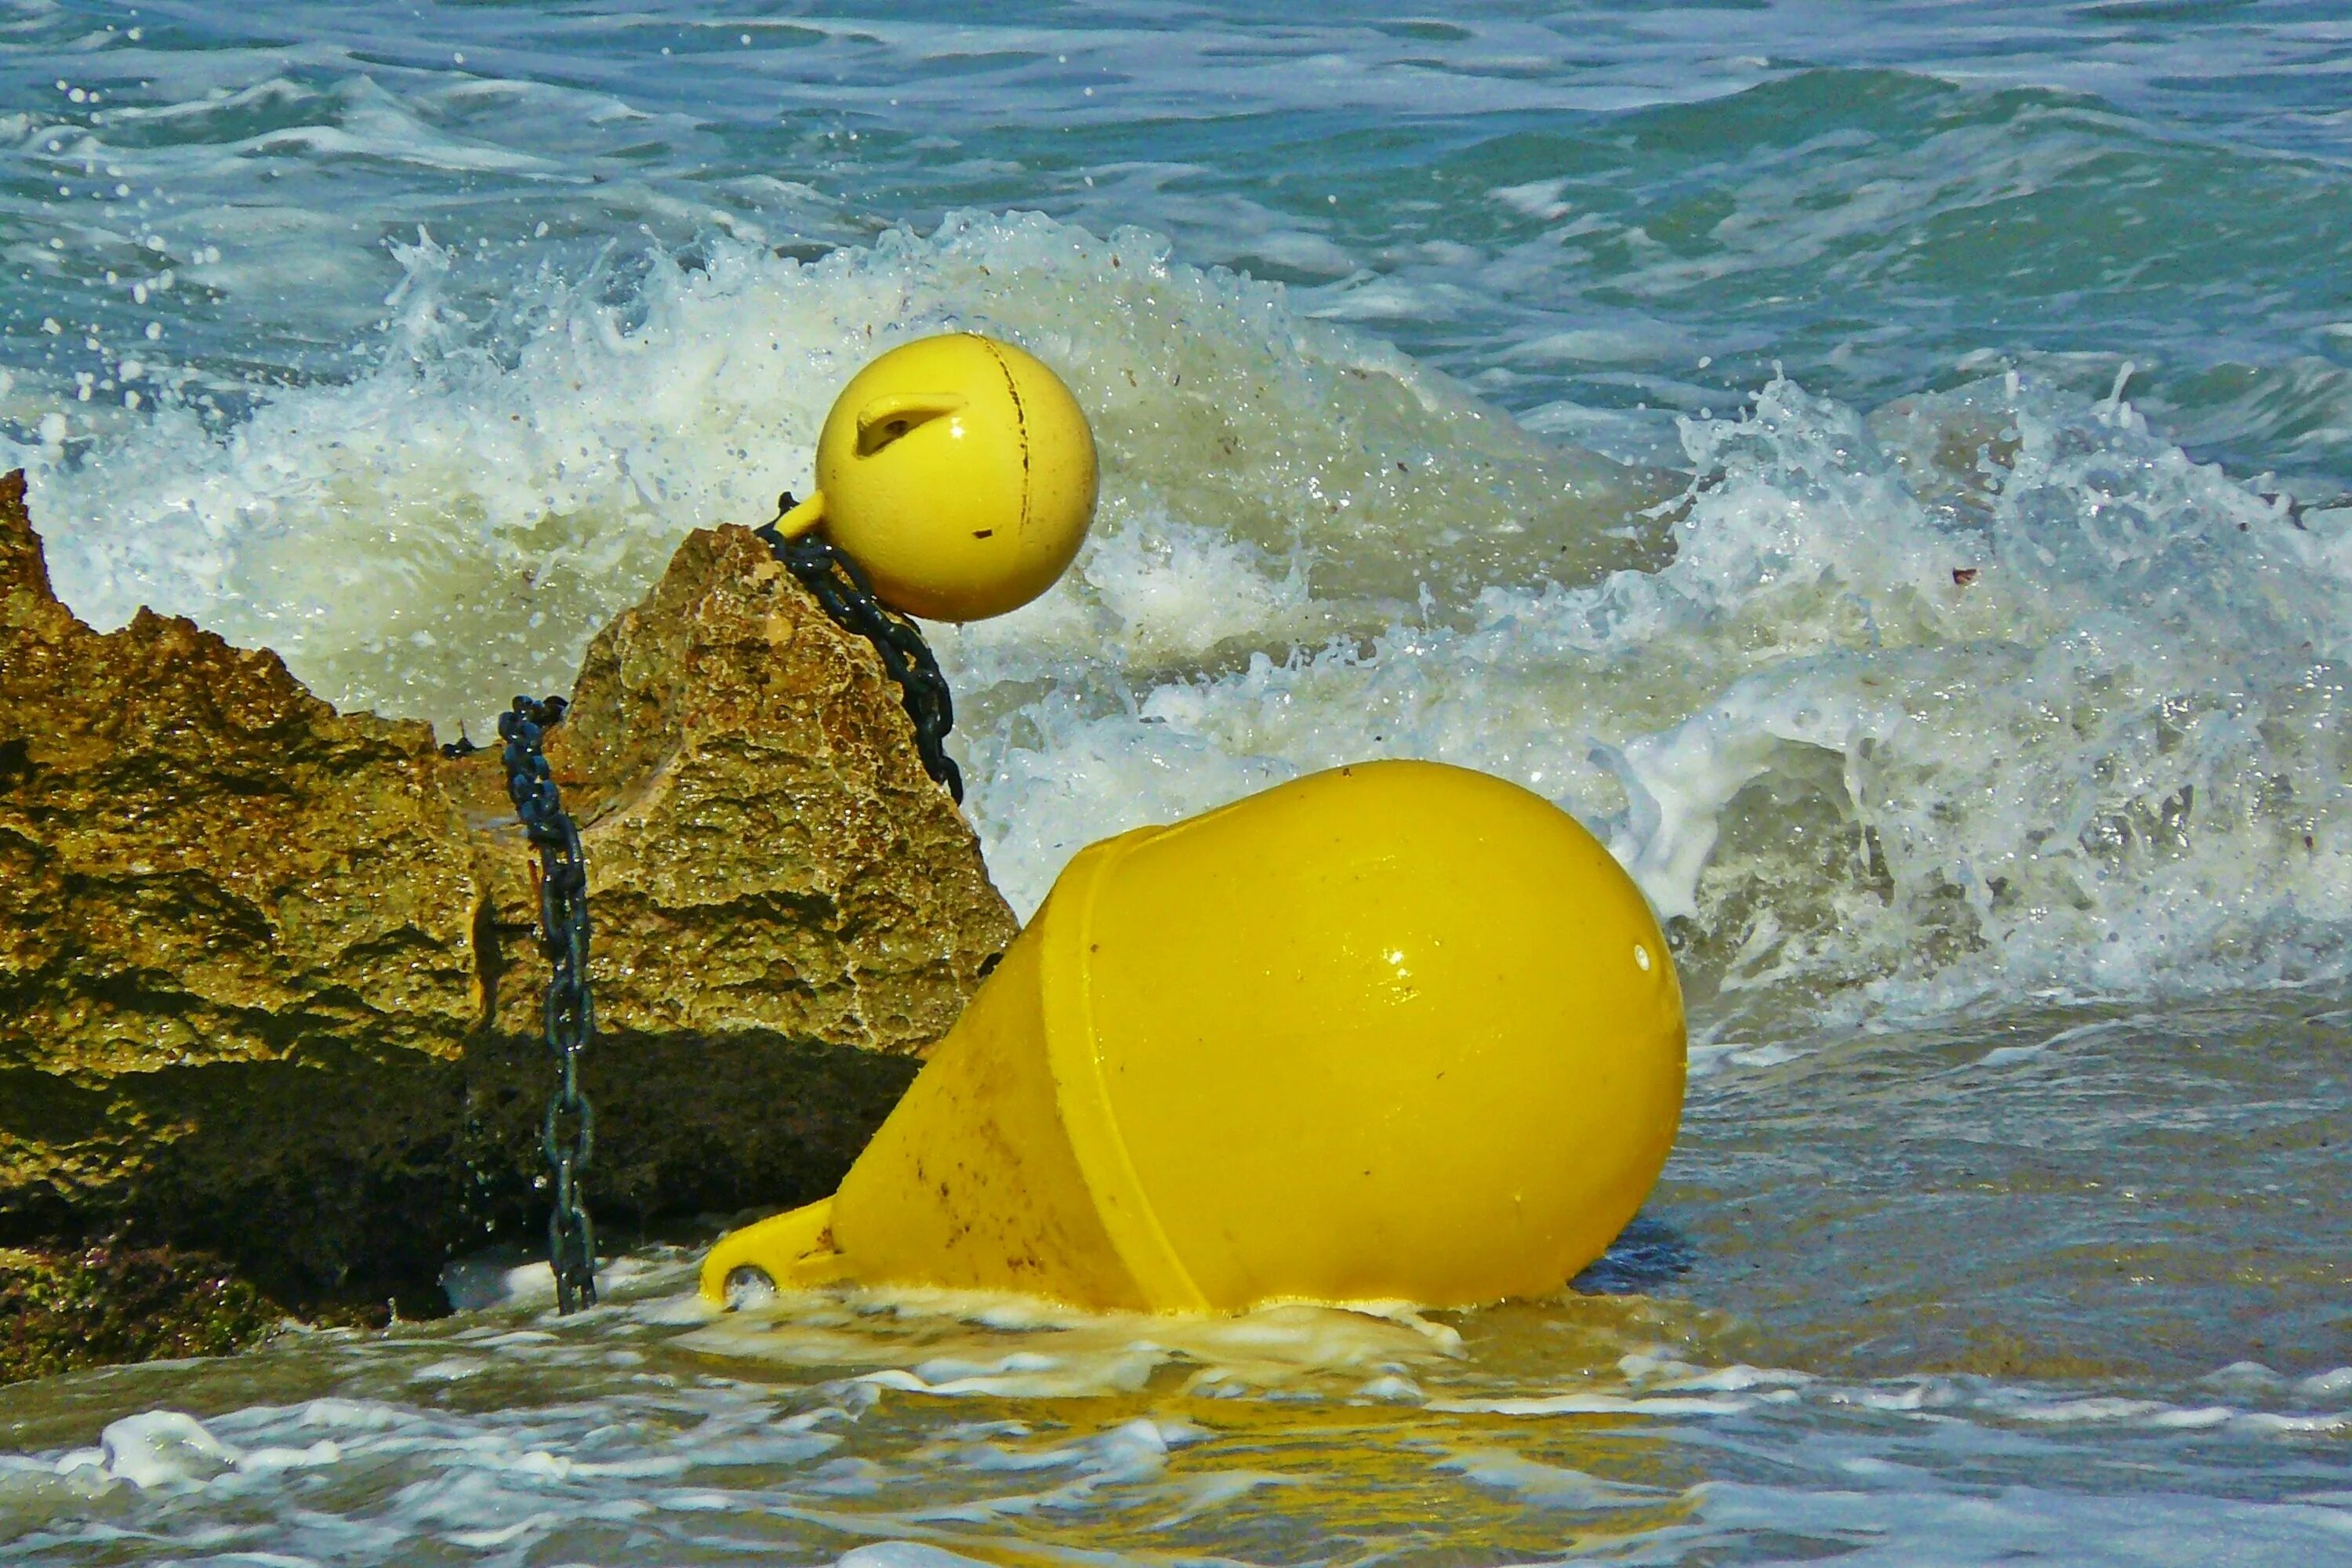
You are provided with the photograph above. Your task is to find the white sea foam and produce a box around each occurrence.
[47,1410,341,1493]
[675,1288,1464,1403]
[962,369,2352,1023]
[13,1287,2352,1566]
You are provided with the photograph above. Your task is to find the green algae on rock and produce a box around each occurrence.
[0,1243,286,1386]
[0,471,1016,1361]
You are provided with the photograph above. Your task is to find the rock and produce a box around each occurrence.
[451,525,1018,1269]
[0,480,488,1080]
[0,1243,286,1385]
[525,523,1007,1052]
[0,471,1015,1346]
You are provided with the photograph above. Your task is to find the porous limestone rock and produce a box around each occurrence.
[0,471,1015,1334]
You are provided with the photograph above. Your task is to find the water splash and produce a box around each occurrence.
[12,212,2347,1025]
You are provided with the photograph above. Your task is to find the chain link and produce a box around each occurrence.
[757,498,963,803]
[497,695,598,1315]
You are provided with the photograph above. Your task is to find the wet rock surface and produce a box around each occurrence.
[0,473,1015,1359]
[0,1243,286,1386]
[0,471,488,1081]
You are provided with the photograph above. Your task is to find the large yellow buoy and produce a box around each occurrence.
[702,760,1687,1314]
[775,332,1098,621]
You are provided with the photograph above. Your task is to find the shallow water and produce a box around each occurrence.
[5,2,2352,1562]
[8,993,2352,1563]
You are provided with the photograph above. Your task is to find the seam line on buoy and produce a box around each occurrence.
[978,336,1031,534]
[1046,840,1209,1311]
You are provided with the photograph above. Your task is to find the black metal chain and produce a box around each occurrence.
[497,695,598,1315]
[757,495,963,803]
[442,501,951,1312]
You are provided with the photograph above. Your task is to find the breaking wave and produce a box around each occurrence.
[13,211,2347,1025]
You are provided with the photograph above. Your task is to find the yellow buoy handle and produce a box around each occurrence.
[771,490,827,539]
[769,390,972,540]
[855,392,967,456]
[699,1196,852,1304]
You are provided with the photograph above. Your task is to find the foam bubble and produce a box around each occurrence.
[91,1411,240,1489]
[677,1288,1462,1403]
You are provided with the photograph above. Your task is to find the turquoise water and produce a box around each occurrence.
[5,3,2352,1563]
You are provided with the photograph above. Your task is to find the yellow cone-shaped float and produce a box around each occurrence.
[702,760,1686,1313]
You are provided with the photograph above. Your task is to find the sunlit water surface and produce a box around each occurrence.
[5,2,2352,1562]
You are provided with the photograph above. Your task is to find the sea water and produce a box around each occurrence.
[5,3,2352,1563]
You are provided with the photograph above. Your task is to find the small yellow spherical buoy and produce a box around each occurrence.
[702,760,1688,1315]
[775,332,1098,622]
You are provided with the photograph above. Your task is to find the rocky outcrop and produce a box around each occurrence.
[0,471,1016,1334]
